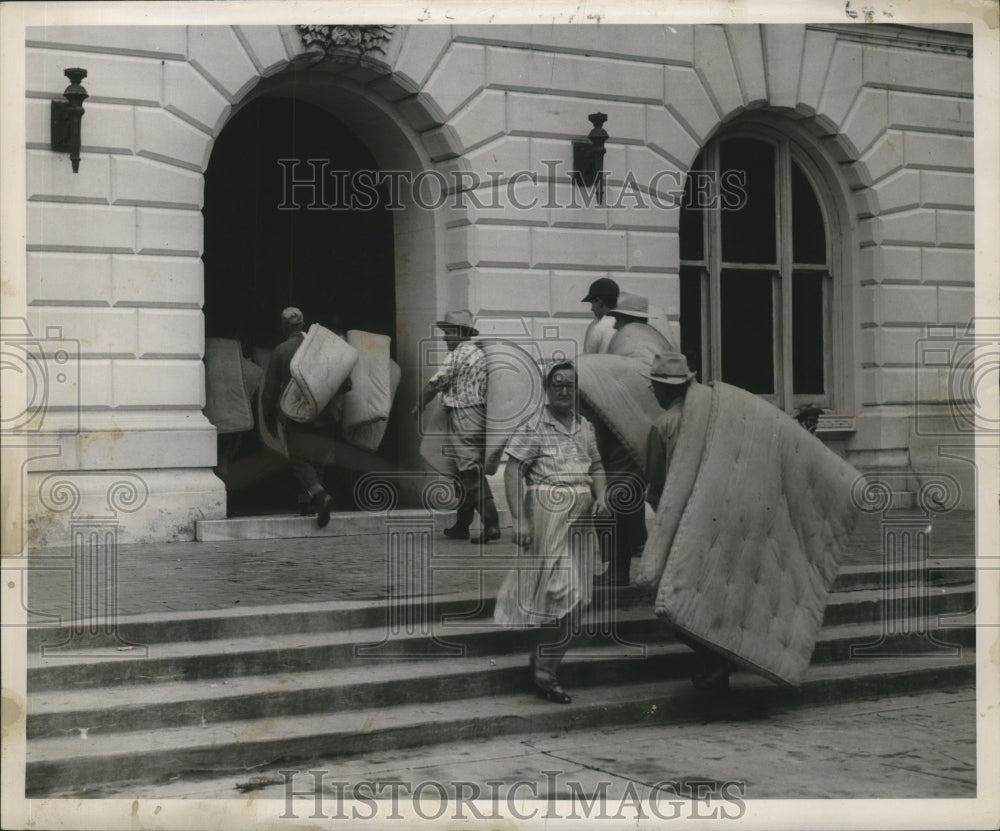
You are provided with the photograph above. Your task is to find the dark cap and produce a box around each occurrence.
[582,277,620,304]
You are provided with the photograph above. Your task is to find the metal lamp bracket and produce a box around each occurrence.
[572,112,609,203]
[50,67,88,173]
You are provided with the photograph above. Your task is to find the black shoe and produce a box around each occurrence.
[534,678,572,704]
[530,654,572,704]
[470,527,501,544]
[315,494,333,529]
[443,523,470,540]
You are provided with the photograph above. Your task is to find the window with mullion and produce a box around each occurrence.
[679,131,832,411]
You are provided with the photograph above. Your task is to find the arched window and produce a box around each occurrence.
[679,124,843,412]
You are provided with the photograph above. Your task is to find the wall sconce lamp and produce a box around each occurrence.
[572,112,608,205]
[51,67,88,173]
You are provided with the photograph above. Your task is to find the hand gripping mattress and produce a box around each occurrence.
[636,382,862,687]
[280,324,358,424]
[576,353,664,474]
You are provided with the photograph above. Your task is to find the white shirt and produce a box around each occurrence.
[583,314,616,354]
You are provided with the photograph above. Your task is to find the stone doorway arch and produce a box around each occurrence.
[199,29,465,514]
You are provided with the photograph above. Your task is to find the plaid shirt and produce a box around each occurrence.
[429,340,487,408]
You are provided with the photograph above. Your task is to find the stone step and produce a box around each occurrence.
[26,583,976,691]
[26,581,976,691]
[24,651,976,795]
[25,562,974,652]
[27,620,973,740]
[195,509,510,542]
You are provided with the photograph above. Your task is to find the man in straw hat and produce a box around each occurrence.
[644,351,735,693]
[415,310,501,543]
[606,292,675,366]
[643,352,697,512]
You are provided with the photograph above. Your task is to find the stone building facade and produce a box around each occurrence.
[18,23,975,545]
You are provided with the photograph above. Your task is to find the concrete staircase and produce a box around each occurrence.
[25,563,976,795]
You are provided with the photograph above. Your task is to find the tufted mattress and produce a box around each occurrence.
[204,338,255,434]
[280,324,359,424]
[341,330,393,432]
[636,382,862,687]
[606,321,675,367]
[577,353,665,473]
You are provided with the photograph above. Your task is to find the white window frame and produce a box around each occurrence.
[680,122,848,414]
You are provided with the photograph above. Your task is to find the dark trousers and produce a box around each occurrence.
[590,417,647,583]
[452,467,500,531]
[283,424,333,502]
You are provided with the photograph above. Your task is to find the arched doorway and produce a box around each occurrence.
[204,96,396,352]
[202,93,401,515]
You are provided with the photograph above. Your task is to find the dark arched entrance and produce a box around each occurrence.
[203,95,397,515]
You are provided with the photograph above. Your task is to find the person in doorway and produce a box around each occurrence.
[260,307,343,528]
[582,276,620,354]
[494,361,609,703]
[644,351,736,694]
[414,310,500,544]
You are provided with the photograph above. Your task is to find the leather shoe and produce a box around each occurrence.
[443,524,470,540]
[315,493,333,529]
[530,654,572,704]
[470,527,501,544]
[534,678,572,704]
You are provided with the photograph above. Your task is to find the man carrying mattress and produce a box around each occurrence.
[644,353,736,692]
[415,310,501,544]
[261,307,347,528]
[639,350,862,695]
[580,292,675,587]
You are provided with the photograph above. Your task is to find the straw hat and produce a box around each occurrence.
[435,309,479,336]
[607,292,651,319]
[643,352,696,385]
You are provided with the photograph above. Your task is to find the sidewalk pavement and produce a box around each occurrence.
[42,685,976,801]
[22,509,975,621]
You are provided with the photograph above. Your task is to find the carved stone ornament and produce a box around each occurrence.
[297,24,395,60]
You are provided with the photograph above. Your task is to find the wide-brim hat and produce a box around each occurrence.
[643,352,697,385]
[607,291,651,319]
[435,309,479,336]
